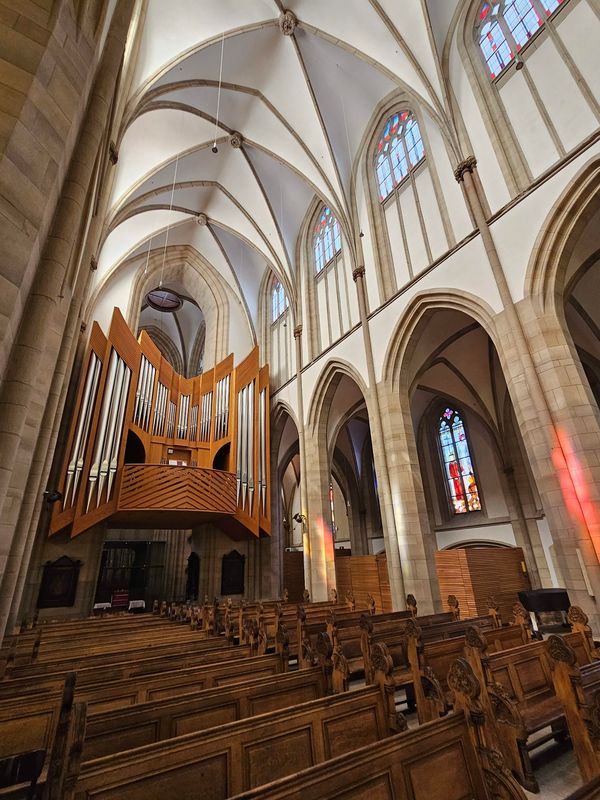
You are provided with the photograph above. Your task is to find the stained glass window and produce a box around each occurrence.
[271,279,288,322]
[314,207,342,274]
[438,407,482,515]
[375,111,425,202]
[476,0,565,78]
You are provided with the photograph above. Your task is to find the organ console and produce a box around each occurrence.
[50,309,270,539]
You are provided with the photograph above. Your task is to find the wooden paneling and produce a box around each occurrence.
[282,551,304,602]
[118,465,237,514]
[335,554,392,613]
[435,547,531,622]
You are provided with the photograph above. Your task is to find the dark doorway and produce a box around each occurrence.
[94,541,165,607]
[213,443,230,471]
[186,552,200,600]
[221,549,245,595]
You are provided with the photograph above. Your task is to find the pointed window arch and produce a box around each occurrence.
[271,279,288,322]
[438,407,482,514]
[374,111,425,202]
[476,0,567,79]
[313,206,342,274]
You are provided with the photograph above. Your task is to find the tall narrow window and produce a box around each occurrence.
[438,407,481,514]
[476,0,567,79]
[313,207,342,274]
[271,279,288,322]
[374,111,425,202]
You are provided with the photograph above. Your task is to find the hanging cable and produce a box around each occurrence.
[144,236,152,275]
[337,62,363,238]
[158,154,180,289]
[212,30,225,153]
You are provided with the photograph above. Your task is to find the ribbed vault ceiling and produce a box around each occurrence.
[93,0,463,341]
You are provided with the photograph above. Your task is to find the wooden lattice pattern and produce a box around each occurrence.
[118,465,237,514]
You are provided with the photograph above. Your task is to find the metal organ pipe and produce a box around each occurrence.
[64,353,100,508]
[98,358,125,504]
[236,389,243,504]
[247,380,254,514]
[107,364,131,500]
[87,349,118,510]
[241,385,248,509]
[259,388,267,515]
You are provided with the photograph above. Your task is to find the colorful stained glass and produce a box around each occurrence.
[271,279,288,322]
[374,111,425,201]
[314,207,342,274]
[476,0,560,78]
[438,408,481,515]
[540,0,563,13]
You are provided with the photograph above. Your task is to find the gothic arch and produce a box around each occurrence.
[525,157,600,311]
[382,289,499,394]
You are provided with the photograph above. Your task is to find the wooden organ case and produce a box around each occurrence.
[50,309,270,540]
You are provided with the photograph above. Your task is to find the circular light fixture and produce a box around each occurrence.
[146,288,182,312]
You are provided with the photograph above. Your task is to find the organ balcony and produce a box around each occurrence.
[50,309,270,540]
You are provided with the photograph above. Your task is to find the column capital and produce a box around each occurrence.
[293,324,303,339]
[352,265,366,283]
[454,155,477,183]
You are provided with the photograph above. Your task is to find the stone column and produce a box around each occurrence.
[303,429,336,601]
[456,157,600,629]
[352,265,409,610]
[293,324,314,596]
[0,0,135,637]
[377,386,440,614]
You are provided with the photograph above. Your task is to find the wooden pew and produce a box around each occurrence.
[224,708,526,800]
[69,686,392,799]
[564,776,600,800]
[478,631,591,792]
[0,640,251,696]
[81,667,327,760]
[0,674,86,800]
[547,632,600,784]
[0,652,285,723]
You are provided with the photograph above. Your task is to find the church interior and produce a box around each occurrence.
[2,0,600,797]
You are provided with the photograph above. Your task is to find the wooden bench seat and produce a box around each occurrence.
[70,686,392,800]
[479,631,590,792]
[547,633,600,783]
[0,674,86,800]
[0,647,275,709]
[226,708,525,800]
[81,667,327,760]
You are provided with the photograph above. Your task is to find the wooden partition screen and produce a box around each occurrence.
[334,553,392,613]
[435,546,531,623]
[50,308,270,540]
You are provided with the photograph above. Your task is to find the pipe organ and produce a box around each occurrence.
[50,308,270,539]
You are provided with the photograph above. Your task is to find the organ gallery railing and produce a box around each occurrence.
[50,308,270,538]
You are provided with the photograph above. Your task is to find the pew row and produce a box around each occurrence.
[228,708,525,800]
[0,652,284,713]
[70,686,392,799]
[82,667,327,760]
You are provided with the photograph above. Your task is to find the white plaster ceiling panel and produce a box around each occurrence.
[443,328,497,421]
[130,0,275,96]
[158,86,334,204]
[121,144,289,276]
[290,0,436,108]
[153,27,345,206]
[424,0,461,58]
[109,109,217,211]
[245,144,314,267]
[295,28,397,189]
[211,226,267,329]
[95,209,191,286]
[374,0,445,102]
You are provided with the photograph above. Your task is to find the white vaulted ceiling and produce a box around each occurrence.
[93,0,460,344]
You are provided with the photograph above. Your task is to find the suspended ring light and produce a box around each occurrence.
[146,288,182,312]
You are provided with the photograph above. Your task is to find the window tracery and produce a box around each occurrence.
[271,279,288,323]
[476,0,566,79]
[438,407,482,514]
[313,206,342,274]
[374,111,425,202]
